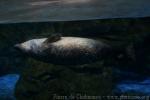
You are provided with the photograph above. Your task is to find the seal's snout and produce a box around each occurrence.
[14,44,22,51]
[14,44,20,48]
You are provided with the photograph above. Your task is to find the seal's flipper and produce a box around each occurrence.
[44,34,61,44]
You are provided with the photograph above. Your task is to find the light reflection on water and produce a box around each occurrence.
[0,74,20,100]
[116,78,150,95]
[29,0,91,6]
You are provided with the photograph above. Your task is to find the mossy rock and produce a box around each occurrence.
[15,59,115,100]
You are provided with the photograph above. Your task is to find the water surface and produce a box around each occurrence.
[0,0,150,23]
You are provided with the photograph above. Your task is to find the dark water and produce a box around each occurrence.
[1,0,150,23]
[0,18,150,99]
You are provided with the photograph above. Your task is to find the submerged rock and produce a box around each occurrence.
[15,59,114,100]
[0,74,20,100]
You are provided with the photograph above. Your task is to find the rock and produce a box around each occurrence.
[15,59,114,100]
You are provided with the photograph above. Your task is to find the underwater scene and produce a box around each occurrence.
[0,0,150,100]
[0,17,150,100]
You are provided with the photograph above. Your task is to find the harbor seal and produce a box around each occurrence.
[14,35,111,65]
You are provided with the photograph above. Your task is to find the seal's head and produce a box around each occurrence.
[14,34,61,55]
[14,38,47,54]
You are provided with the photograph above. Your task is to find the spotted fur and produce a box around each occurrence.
[15,36,111,65]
